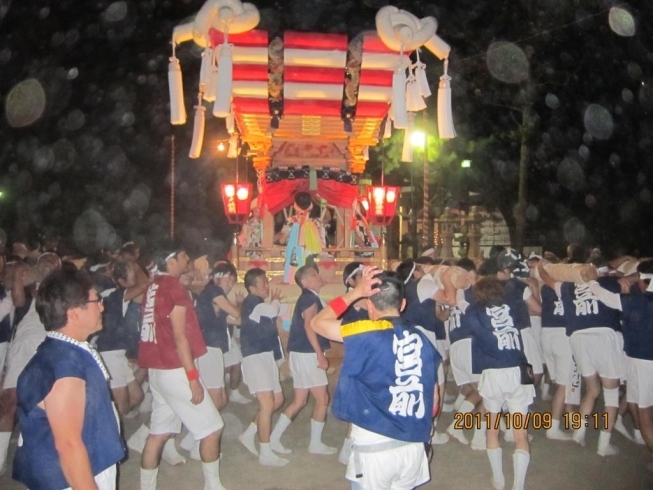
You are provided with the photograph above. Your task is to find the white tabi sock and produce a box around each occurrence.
[259,442,289,467]
[512,449,530,490]
[0,432,11,474]
[140,467,159,490]
[614,414,634,441]
[238,422,258,456]
[572,425,587,447]
[162,438,187,466]
[446,401,474,444]
[597,430,619,456]
[486,447,505,490]
[270,413,292,454]
[546,419,572,441]
[453,392,466,411]
[202,458,227,490]
[471,420,487,451]
[338,437,352,465]
[308,419,337,455]
[128,424,150,454]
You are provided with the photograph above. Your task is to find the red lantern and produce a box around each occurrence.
[366,185,399,226]
[221,182,253,224]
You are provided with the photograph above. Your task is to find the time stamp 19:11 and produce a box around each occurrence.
[453,412,609,430]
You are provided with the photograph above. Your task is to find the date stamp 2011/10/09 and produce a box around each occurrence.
[453,412,553,430]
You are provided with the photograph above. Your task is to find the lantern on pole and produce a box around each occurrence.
[366,185,399,226]
[221,182,253,224]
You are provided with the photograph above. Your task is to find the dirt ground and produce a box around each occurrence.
[2,366,652,490]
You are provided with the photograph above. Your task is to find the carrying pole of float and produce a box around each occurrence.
[170,134,175,239]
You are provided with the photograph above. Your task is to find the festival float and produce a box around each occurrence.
[168,0,455,302]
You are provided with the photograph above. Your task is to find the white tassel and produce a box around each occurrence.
[415,49,431,97]
[391,67,408,129]
[363,146,369,161]
[227,134,239,158]
[213,43,233,118]
[437,59,456,139]
[226,110,235,134]
[204,49,218,102]
[168,48,186,125]
[189,95,206,159]
[383,116,392,139]
[406,68,426,112]
[200,47,214,89]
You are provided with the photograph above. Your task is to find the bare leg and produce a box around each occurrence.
[208,388,227,411]
[112,386,130,416]
[0,389,17,432]
[142,433,171,470]
[199,430,221,463]
[283,388,309,420]
[229,364,242,391]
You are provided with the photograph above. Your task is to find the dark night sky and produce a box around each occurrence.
[0,0,651,258]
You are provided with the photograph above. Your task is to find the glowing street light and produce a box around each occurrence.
[410,130,426,148]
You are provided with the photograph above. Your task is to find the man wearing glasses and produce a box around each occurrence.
[13,269,125,489]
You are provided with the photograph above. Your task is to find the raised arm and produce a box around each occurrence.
[311,266,381,342]
[434,267,457,306]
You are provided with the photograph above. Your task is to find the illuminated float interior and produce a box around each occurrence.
[168,0,455,287]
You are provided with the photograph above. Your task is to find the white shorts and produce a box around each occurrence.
[436,339,449,362]
[197,348,225,389]
[148,367,224,440]
[528,316,542,357]
[289,352,328,389]
[615,331,628,384]
[100,350,136,389]
[540,328,573,385]
[63,464,116,490]
[415,327,446,385]
[521,328,543,375]
[626,357,653,408]
[2,334,44,390]
[478,367,535,415]
[570,327,625,380]
[223,342,243,368]
[241,351,282,394]
[346,425,430,490]
[449,339,480,386]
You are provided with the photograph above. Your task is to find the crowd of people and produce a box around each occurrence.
[0,235,651,489]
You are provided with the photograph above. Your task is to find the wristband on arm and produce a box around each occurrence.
[186,369,200,381]
[328,297,349,317]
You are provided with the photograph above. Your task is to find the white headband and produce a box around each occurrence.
[640,273,653,292]
[404,262,417,285]
[212,272,231,279]
[165,251,177,262]
[345,265,364,284]
[89,262,110,272]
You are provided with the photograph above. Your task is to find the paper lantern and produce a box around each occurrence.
[367,185,399,226]
[221,182,253,224]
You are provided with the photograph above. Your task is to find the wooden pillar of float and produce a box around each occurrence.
[467,205,482,260]
[262,208,274,248]
[439,207,455,259]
